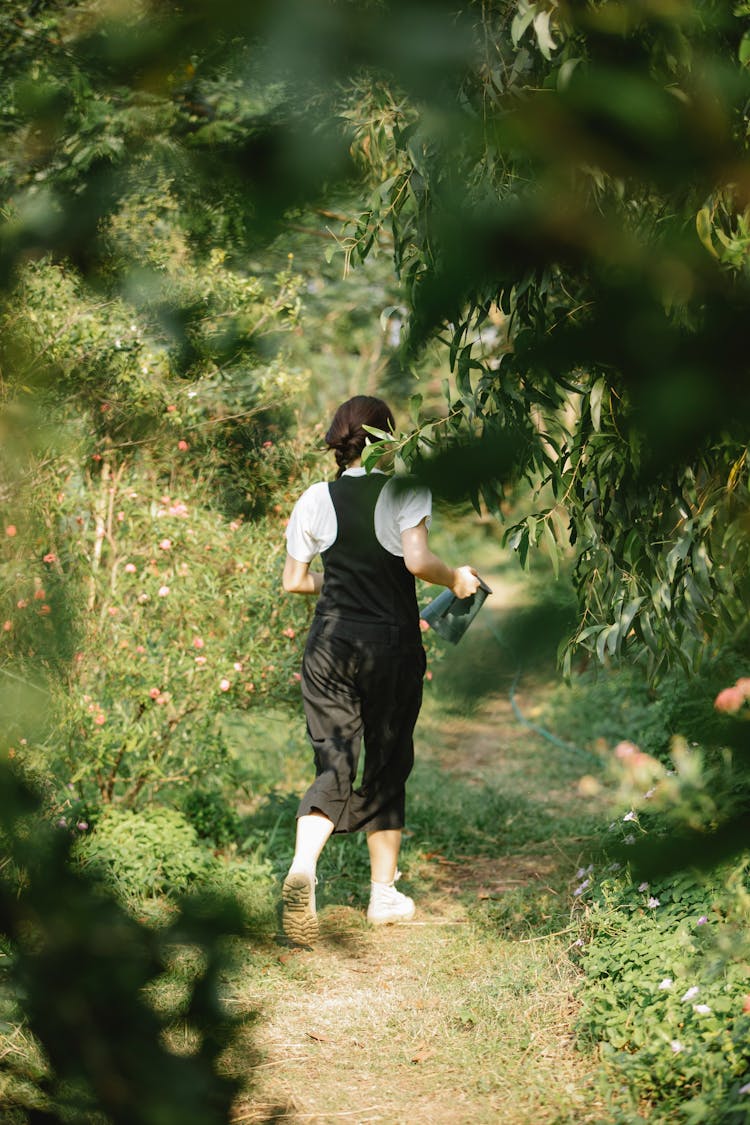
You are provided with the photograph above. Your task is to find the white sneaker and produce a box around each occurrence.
[282,871,318,945]
[367,873,415,926]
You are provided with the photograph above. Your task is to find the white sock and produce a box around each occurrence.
[288,857,316,880]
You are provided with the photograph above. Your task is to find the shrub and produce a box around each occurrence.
[572,713,750,1123]
[574,860,750,1123]
[181,786,242,848]
[76,806,217,900]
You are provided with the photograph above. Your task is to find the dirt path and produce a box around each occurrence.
[228,589,608,1124]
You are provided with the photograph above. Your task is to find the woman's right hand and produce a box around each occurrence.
[451,565,480,599]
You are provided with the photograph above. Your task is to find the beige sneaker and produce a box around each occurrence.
[282,871,319,945]
[367,875,415,926]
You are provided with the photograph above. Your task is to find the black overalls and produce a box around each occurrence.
[297,473,427,834]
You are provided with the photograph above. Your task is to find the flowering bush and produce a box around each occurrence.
[2,448,315,813]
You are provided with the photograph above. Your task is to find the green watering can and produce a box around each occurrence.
[420,576,493,644]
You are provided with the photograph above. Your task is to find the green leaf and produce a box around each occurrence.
[590,378,606,432]
[557,57,582,91]
[543,520,559,578]
[740,30,750,66]
[533,9,557,59]
[696,208,718,258]
[511,1,536,48]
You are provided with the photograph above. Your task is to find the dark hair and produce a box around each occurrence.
[325,395,396,477]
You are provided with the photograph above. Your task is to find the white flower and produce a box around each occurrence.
[658,978,673,990]
[670,1040,683,1053]
[623,834,636,845]
[623,810,637,822]
[638,882,649,892]
[648,896,660,909]
[681,986,699,1002]
[739,1082,750,1096]
[644,787,656,798]
[693,1004,711,1015]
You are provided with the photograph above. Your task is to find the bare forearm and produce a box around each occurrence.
[294,570,323,595]
[282,554,323,595]
[401,522,479,598]
[407,549,455,590]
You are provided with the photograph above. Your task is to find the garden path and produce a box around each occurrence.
[229,568,608,1124]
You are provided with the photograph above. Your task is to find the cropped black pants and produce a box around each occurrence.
[297,616,426,834]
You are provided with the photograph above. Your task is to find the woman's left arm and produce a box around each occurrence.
[282,554,323,595]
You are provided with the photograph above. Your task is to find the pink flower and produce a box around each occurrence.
[419,618,430,633]
[292,672,301,682]
[177,439,189,451]
[149,687,160,699]
[155,694,167,705]
[193,636,204,649]
[93,713,106,726]
[714,685,745,714]
[233,662,243,672]
[219,678,231,692]
[38,605,51,616]
[166,404,176,413]
[77,821,89,831]
[2,621,12,632]
[135,645,146,654]
[614,741,639,759]
[262,440,273,448]
[158,539,172,551]
[124,562,137,573]
[16,599,28,609]
[5,525,17,537]
[425,670,433,681]
[282,627,296,639]
[43,552,57,564]
[158,585,170,597]
[107,606,118,616]
[34,588,46,600]
[117,510,125,522]
[195,655,206,666]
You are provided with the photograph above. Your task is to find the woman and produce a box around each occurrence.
[281,395,479,944]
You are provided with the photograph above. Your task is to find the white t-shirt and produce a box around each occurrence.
[285,468,432,563]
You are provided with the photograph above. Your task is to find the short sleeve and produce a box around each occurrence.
[285,482,335,563]
[394,482,432,534]
[374,478,432,556]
